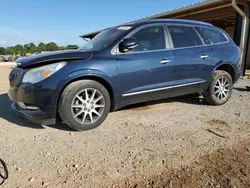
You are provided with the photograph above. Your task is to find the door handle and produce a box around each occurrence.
[160,59,171,64]
[200,55,209,59]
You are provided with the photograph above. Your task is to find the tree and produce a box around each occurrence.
[23,44,30,53]
[38,42,46,52]
[0,47,6,55]
[0,42,79,56]
[13,45,23,54]
[29,43,37,53]
[45,42,59,51]
[58,46,65,50]
[66,45,79,49]
[5,47,14,55]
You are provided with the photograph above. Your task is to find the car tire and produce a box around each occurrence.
[58,80,110,131]
[203,70,233,105]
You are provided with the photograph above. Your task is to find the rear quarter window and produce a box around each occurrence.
[195,27,228,45]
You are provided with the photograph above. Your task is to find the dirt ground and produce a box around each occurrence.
[0,64,250,188]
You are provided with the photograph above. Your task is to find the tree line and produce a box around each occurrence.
[0,42,79,55]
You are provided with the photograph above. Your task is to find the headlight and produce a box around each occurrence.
[22,61,66,84]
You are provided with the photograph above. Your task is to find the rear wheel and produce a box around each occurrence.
[203,70,233,105]
[58,80,110,131]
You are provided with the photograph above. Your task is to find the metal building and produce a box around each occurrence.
[80,0,250,75]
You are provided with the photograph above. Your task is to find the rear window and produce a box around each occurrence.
[195,27,228,45]
[168,25,203,48]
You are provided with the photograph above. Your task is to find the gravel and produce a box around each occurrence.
[0,65,249,187]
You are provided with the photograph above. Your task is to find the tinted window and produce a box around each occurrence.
[195,27,228,44]
[127,26,166,52]
[80,27,130,51]
[168,25,202,48]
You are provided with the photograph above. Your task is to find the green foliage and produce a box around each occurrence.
[38,42,46,52]
[5,47,14,56]
[23,44,30,52]
[66,45,79,49]
[29,43,37,54]
[0,47,6,55]
[0,42,79,56]
[45,42,59,51]
[13,45,23,54]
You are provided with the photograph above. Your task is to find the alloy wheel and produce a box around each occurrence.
[214,76,230,100]
[71,88,105,124]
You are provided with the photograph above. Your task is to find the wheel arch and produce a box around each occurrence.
[213,63,236,83]
[55,74,116,120]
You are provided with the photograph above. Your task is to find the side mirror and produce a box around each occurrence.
[119,38,138,53]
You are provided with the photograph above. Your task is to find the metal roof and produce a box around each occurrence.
[80,0,229,38]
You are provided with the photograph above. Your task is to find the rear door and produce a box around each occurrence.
[195,26,232,70]
[115,24,174,106]
[166,24,211,96]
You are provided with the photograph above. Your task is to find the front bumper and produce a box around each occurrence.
[8,82,57,125]
[11,103,55,125]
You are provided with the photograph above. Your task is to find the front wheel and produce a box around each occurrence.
[203,70,233,105]
[58,80,110,131]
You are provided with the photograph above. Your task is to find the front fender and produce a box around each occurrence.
[67,69,113,84]
[54,69,116,117]
[56,68,113,98]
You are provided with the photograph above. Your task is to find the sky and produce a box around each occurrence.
[0,0,201,47]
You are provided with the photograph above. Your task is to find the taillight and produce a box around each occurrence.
[237,46,242,55]
[237,46,242,69]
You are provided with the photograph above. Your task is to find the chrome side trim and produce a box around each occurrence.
[174,80,206,87]
[123,85,173,97]
[122,80,206,97]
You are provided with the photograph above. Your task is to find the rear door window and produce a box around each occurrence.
[195,27,228,45]
[167,25,203,48]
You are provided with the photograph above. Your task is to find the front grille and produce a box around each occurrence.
[9,68,23,87]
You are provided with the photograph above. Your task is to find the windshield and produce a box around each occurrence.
[80,26,132,51]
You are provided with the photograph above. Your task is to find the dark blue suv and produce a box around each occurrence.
[8,19,241,131]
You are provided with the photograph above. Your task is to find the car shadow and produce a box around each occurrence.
[2,85,248,131]
[0,93,73,131]
[1,92,205,130]
[119,86,250,111]
[234,87,250,92]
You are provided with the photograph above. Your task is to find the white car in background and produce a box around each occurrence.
[2,55,13,62]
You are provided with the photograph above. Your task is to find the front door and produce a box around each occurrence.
[115,25,174,106]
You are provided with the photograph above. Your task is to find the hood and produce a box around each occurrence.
[16,49,94,68]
